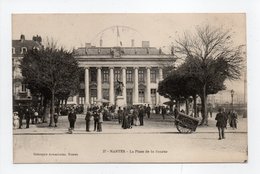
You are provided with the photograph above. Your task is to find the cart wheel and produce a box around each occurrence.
[176,118,194,134]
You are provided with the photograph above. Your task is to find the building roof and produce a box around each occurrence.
[12,35,43,56]
[74,46,175,68]
[74,46,164,56]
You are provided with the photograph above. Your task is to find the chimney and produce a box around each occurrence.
[20,34,25,42]
[32,35,42,43]
[131,39,135,47]
[142,41,150,48]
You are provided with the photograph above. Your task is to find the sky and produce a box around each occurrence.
[12,13,246,97]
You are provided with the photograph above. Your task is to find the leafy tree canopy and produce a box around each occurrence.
[21,47,82,102]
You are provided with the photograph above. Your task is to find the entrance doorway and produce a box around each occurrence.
[126,89,133,105]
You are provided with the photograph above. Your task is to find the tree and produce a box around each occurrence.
[21,47,82,126]
[173,24,244,125]
[158,68,195,114]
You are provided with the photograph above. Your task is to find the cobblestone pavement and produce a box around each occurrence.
[13,113,247,163]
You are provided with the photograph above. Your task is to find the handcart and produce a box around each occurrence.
[174,112,199,133]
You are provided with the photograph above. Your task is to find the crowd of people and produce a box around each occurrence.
[13,104,84,129]
[13,105,45,129]
[13,103,239,139]
[78,104,152,133]
[13,102,180,130]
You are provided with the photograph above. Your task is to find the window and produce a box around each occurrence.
[91,89,97,97]
[102,89,109,100]
[126,70,133,82]
[90,89,97,105]
[12,47,15,54]
[151,70,157,83]
[33,46,40,51]
[21,47,27,54]
[67,96,73,102]
[138,70,144,82]
[126,89,133,105]
[151,89,157,105]
[114,69,121,81]
[138,89,145,103]
[103,69,109,82]
[90,70,97,82]
[78,89,85,104]
[79,97,85,104]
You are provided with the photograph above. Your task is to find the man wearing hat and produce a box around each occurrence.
[68,108,77,130]
[215,108,228,140]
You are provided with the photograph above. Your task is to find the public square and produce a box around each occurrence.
[13,112,247,163]
[11,14,247,164]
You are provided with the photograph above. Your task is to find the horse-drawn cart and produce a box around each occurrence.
[174,112,199,133]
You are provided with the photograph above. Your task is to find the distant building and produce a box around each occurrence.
[71,41,174,107]
[12,34,43,106]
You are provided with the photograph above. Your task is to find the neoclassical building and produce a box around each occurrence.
[72,41,174,107]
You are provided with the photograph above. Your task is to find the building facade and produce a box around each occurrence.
[73,41,174,107]
[12,34,43,106]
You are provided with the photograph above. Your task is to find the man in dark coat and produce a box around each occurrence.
[146,104,151,119]
[24,108,31,128]
[138,106,144,126]
[117,107,123,124]
[18,105,24,129]
[93,111,99,131]
[230,110,238,129]
[68,108,77,130]
[215,108,228,140]
[162,106,167,120]
[122,107,128,129]
[85,110,92,132]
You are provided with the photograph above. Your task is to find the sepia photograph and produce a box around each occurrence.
[12,13,247,163]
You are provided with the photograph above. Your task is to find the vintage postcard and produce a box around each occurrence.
[12,13,247,163]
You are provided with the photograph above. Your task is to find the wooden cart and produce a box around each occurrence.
[175,112,199,133]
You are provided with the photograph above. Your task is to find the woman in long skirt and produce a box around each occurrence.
[97,111,103,132]
[122,108,128,129]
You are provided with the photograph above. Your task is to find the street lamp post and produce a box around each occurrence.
[231,89,234,111]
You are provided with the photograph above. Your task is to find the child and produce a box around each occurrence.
[54,113,58,127]
[13,112,20,129]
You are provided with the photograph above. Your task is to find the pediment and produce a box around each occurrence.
[89,82,97,88]
[138,83,146,89]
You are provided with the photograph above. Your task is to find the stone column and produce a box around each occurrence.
[146,67,151,104]
[122,67,127,105]
[159,68,163,81]
[158,68,163,105]
[109,67,115,105]
[134,67,139,104]
[97,67,102,105]
[84,67,90,109]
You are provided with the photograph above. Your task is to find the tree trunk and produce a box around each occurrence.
[185,99,189,115]
[49,89,55,126]
[57,99,60,115]
[176,100,180,111]
[199,84,208,126]
[65,99,67,107]
[42,97,48,123]
[61,99,64,108]
[193,95,197,117]
[40,94,44,107]
[170,104,173,113]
